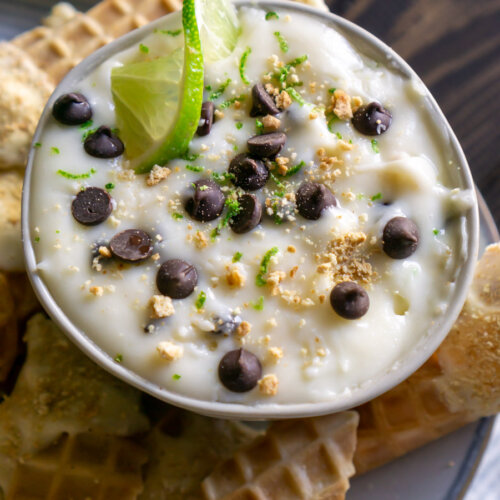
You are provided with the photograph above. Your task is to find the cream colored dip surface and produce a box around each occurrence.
[30,7,472,405]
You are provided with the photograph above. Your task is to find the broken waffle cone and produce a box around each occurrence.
[201,411,358,500]
[5,432,148,500]
[354,242,500,475]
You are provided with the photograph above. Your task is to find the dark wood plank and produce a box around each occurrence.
[0,0,498,226]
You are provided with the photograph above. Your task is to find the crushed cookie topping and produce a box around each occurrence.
[261,114,281,130]
[225,264,246,288]
[258,374,279,395]
[150,295,175,319]
[276,90,292,109]
[316,231,375,285]
[146,165,171,186]
[157,341,183,361]
[331,89,353,120]
[236,321,252,337]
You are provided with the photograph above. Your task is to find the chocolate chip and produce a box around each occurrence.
[156,259,198,299]
[109,229,153,262]
[296,181,337,220]
[196,101,214,136]
[52,92,92,125]
[382,216,419,259]
[247,132,286,158]
[229,194,262,233]
[250,83,280,117]
[352,102,392,136]
[212,314,241,335]
[229,154,269,191]
[185,178,225,222]
[218,348,262,392]
[71,187,112,226]
[330,282,370,320]
[84,126,124,158]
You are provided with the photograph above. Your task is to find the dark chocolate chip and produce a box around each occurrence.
[250,83,280,117]
[196,101,214,136]
[229,194,262,233]
[156,259,198,299]
[382,216,419,259]
[229,154,269,191]
[352,102,392,136]
[212,314,242,335]
[109,229,153,262]
[330,281,370,320]
[84,126,124,158]
[247,132,286,158]
[185,178,225,222]
[52,92,92,125]
[296,181,337,220]
[218,348,262,392]
[71,187,112,226]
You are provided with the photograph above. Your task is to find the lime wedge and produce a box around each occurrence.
[111,0,239,173]
[196,0,240,63]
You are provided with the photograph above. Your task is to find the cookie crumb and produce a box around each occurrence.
[258,374,279,395]
[157,341,183,361]
[98,246,111,258]
[276,90,292,110]
[236,321,252,337]
[262,114,281,131]
[150,295,175,319]
[147,165,171,186]
[194,230,208,249]
[89,286,103,297]
[332,89,353,120]
[226,265,246,288]
[268,346,283,362]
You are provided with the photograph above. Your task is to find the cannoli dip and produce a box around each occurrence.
[29,6,473,405]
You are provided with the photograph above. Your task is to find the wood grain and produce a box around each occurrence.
[0,0,498,226]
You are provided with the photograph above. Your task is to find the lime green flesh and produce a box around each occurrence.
[111,0,240,173]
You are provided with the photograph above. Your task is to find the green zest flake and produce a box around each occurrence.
[232,251,243,263]
[286,87,305,106]
[357,193,365,200]
[371,139,380,153]
[255,118,264,134]
[283,160,304,177]
[270,173,285,192]
[211,197,241,239]
[239,47,252,85]
[105,182,115,191]
[57,168,96,180]
[252,296,265,311]
[288,81,303,87]
[273,32,289,53]
[79,120,93,129]
[371,192,382,201]
[328,87,336,94]
[195,290,207,309]
[34,236,40,242]
[219,95,246,109]
[34,142,42,148]
[265,11,279,20]
[235,122,243,130]
[186,164,204,172]
[172,373,182,380]
[55,230,60,234]
[256,246,279,286]
[155,28,182,36]
[82,127,98,142]
[114,354,123,363]
[181,151,200,161]
[433,228,440,236]
[205,85,212,91]
[209,78,232,100]
[212,171,235,183]
[139,43,149,54]
[172,212,184,220]
[336,132,342,140]
[327,113,339,133]
[51,147,60,155]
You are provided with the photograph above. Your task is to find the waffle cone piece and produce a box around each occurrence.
[201,411,358,500]
[5,432,148,500]
[354,242,500,475]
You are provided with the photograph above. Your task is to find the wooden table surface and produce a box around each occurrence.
[1,0,499,227]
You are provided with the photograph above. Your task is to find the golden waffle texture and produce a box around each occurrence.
[12,0,183,83]
[5,432,148,500]
[201,411,358,500]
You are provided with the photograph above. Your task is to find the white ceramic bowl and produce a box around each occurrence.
[22,0,479,419]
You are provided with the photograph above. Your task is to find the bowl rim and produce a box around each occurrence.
[22,0,479,420]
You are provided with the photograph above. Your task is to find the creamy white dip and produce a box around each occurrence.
[29,7,471,405]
